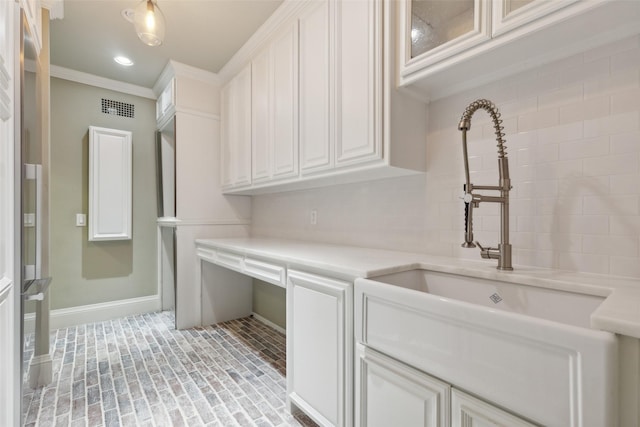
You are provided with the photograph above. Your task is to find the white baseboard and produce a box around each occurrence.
[24,294,162,333]
[251,311,286,335]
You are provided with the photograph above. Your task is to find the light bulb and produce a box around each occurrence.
[145,10,155,30]
[133,0,165,47]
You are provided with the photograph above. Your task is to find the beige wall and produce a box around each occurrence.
[49,78,157,309]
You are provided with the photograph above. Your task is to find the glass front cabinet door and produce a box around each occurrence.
[398,0,490,83]
[492,0,578,37]
[397,0,579,87]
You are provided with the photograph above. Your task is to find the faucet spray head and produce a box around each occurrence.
[458,119,471,131]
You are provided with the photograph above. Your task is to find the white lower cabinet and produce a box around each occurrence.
[356,344,537,427]
[451,389,537,427]
[356,345,450,427]
[287,270,352,427]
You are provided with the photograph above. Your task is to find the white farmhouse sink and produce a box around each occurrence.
[355,269,618,427]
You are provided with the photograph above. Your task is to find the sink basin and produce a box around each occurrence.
[355,269,617,427]
[369,269,605,328]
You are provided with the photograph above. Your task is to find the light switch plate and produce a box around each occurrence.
[76,213,86,227]
[24,213,35,227]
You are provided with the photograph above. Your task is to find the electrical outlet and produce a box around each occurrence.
[310,209,317,225]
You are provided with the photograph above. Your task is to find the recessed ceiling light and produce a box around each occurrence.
[114,56,134,66]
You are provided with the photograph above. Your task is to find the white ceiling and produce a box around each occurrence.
[50,0,283,88]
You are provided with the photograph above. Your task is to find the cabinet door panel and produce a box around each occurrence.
[251,49,271,182]
[272,24,298,179]
[356,345,450,427]
[233,65,252,187]
[452,389,538,427]
[492,0,579,37]
[299,1,332,173]
[335,0,381,167]
[287,270,351,427]
[400,0,491,77]
[220,83,233,188]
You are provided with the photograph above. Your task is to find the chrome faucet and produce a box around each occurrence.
[458,99,513,271]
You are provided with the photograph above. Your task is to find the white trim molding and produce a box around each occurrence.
[50,65,156,99]
[24,294,162,333]
[217,0,311,84]
[41,0,64,19]
[153,60,221,97]
[0,55,11,121]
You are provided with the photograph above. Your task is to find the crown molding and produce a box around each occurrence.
[153,60,221,96]
[217,0,312,84]
[50,65,156,99]
[41,0,64,19]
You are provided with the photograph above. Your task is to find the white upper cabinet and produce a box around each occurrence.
[334,0,381,168]
[252,22,299,183]
[399,0,640,100]
[400,0,490,77]
[222,0,428,195]
[491,0,578,37]
[299,0,332,174]
[221,64,252,189]
[155,78,175,128]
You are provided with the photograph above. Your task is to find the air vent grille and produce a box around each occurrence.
[101,98,135,118]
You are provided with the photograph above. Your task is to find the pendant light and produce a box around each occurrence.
[133,0,165,47]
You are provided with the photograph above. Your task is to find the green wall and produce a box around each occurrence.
[50,78,157,309]
[253,279,286,330]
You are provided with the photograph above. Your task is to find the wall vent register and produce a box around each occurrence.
[101,98,135,118]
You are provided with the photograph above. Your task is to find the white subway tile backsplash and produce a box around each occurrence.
[610,174,640,195]
[610,256,640,278]
[611,88,640,114]
[610,131,640,154]
[558,95,610,124]
[584,35,640,62]
[518,108,559,133]
[558,252,609,275]
[537,122,583,144]
[611,45,640,72]
[534,159,582,180]
[533,180,559,198]
[558,136,609,160]
[584,111,640,138]
[534,143,559,163]
[534,232,583,253]
[252,37,640,280]
[539,84,583,109]
[582,234,639,257]
[585,68,639,99]
[584,195,639,216]
[583,153,638,176]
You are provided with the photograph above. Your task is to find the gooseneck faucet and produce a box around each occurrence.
[458,99,513,271]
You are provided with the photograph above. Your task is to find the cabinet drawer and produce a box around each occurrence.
[244,257,285,287]
[214,249,244,273]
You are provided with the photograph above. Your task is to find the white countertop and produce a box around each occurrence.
[195,237,640,339]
